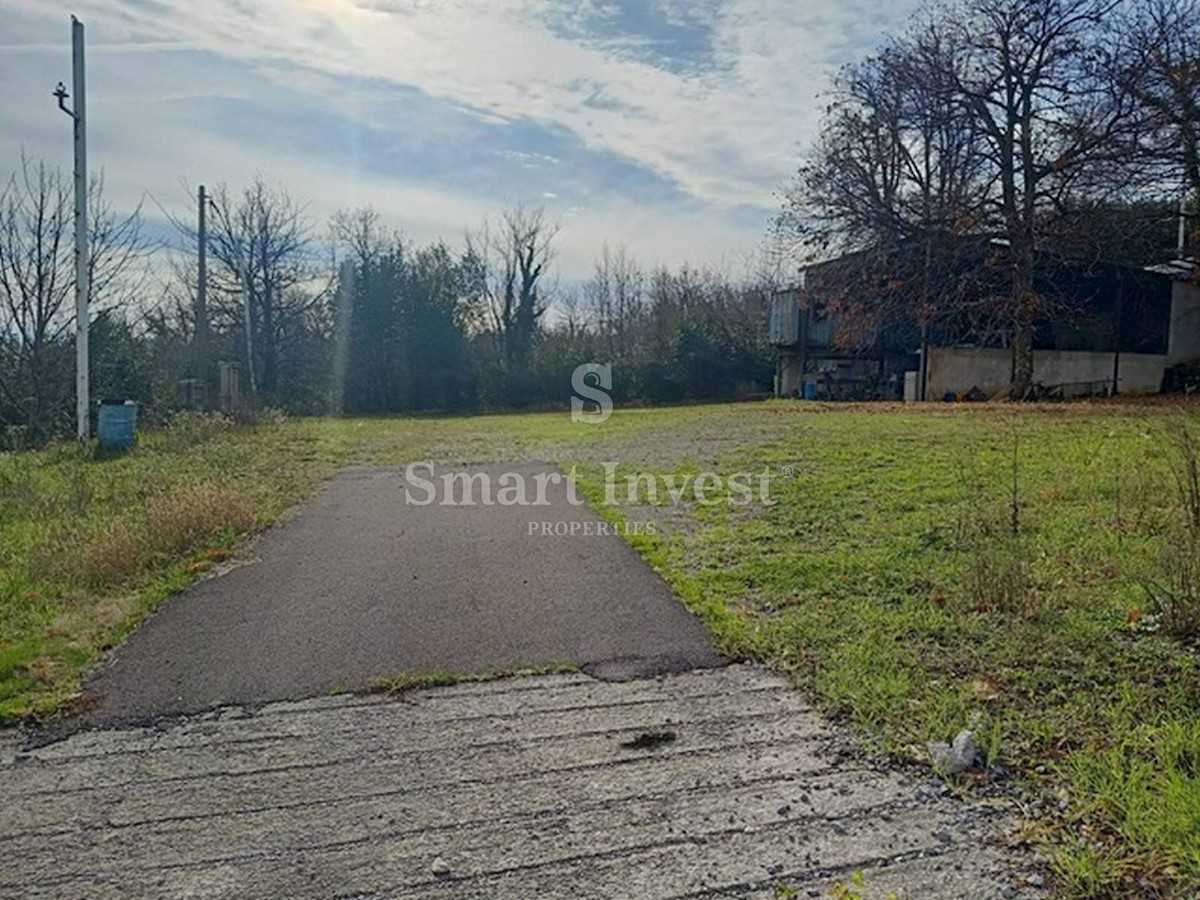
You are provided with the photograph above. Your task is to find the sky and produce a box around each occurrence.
[0,0,920,280]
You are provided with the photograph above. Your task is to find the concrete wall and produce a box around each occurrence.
[1169,281,1200,363]
[926,347,1167,398]
[776,353,803,397]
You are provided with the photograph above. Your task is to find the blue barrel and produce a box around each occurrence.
[803,382,818,401]
[98,401,138,451]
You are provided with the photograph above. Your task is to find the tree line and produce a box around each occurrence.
[0,164,773,446]
[776,0,1200,398]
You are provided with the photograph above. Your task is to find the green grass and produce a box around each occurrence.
[561,401,1200,897]
[0,413,348,719]
[2,400,1199,896]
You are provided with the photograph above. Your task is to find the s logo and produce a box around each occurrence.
[571,364,613,425]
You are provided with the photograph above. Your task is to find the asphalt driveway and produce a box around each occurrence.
[79,464,725,725]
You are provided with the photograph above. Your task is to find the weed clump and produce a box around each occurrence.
[31,484,257,589]
[962,529,1035,616]
[1141,530,1200,643]
[160,411,234,451]
[1142,417,1200,643]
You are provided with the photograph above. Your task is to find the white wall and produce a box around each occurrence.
[927,347,1167,398]
[1169,281,1200,363]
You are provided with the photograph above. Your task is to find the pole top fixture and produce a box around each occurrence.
[53,81,73,117]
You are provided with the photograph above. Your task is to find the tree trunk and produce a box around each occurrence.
[1011,315,1034,400]
[260,289,277,398]
[1009,240,1036,400]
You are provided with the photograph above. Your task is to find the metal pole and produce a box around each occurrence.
[797,301,809,398]
[195,185,210,399]
[242,260,258,400]
[919,321,929,402]
[72,16,89,441]
[1111,278,1124,396]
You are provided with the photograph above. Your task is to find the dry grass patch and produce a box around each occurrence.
[33,484,257,589]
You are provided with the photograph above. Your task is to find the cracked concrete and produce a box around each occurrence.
[1,666,1033,899]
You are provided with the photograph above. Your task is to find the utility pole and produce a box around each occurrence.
[240,249,258,400]
[72,17,88,440]
[54,17,89,440]
[195,185,211,401]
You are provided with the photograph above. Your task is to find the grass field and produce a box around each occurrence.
[2,401,1198,897]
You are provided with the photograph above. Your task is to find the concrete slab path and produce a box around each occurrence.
[1,667,1028,899]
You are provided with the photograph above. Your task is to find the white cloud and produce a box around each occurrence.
[6,0,918,204]
[0,0,920,276]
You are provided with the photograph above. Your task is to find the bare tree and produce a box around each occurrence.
[466,206,558,382]
[0,155,147,439]
[777,26,988,351]
[555,287,590,340]
[780,32,985,259]
[1114,0,1200,255]
[202,177,329,402]
[331,206,395,269]
[585,244,644,358]
[945,0,1135,396]
[781,0,1139,397]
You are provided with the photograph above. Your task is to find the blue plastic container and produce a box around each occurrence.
[98,401,138,451]
[803,382,818,401]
